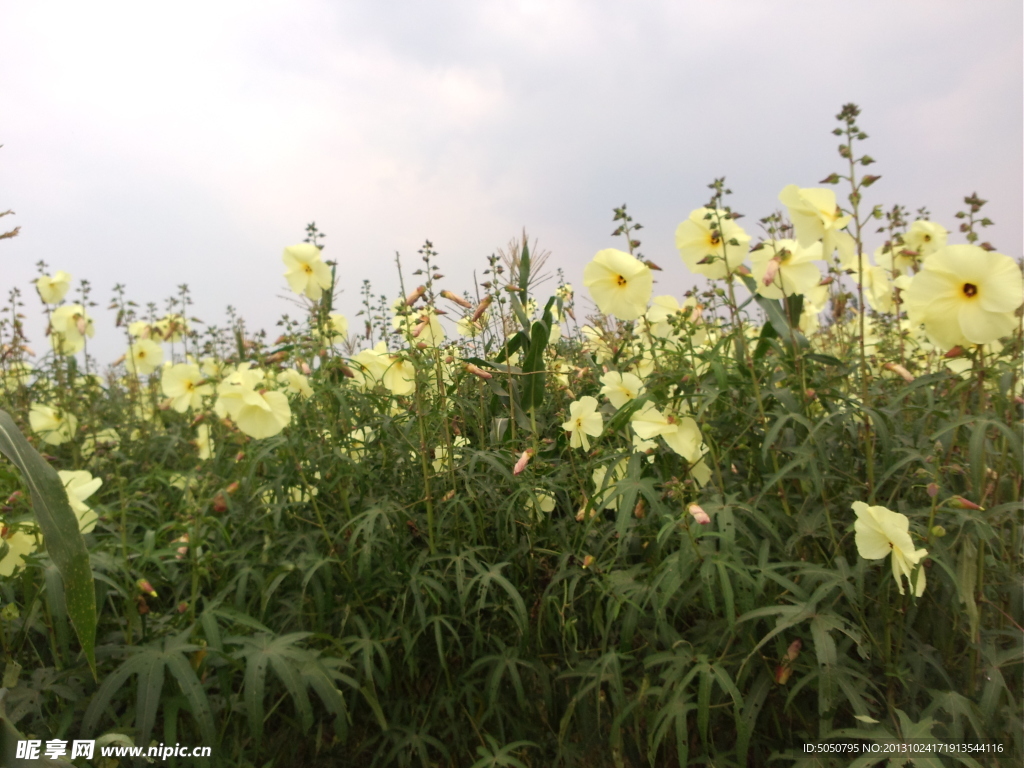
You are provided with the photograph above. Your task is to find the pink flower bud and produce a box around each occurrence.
[440,290,473,308]
[883,362,914,382]
[405,285,426,306]
[513,449,534,476]
[947,495,983,511]
[762,256,782,287]
[471,296,493,322]
[688,503,711,525]
[926,483,939,498]
[786,638,802,661]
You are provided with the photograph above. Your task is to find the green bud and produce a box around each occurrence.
[930,525,947,538]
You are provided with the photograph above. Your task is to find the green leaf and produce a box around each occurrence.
[0,409,96,678]
[518,237,531,297]
[508,294,532,334]
[522,321,548,410]
[753,294,808,351]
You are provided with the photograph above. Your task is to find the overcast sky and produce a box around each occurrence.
[2,1,1021,363]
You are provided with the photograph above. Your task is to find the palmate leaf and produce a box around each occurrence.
[81,629,215,749]
[227,631,360,747]
[0,409,96,678]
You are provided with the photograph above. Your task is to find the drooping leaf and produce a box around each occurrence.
[0,409,96,678]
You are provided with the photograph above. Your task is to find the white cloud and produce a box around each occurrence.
[0,1,1019,364]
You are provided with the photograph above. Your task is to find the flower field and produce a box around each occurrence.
[1,105,1021,766]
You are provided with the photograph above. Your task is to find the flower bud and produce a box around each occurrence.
[785,639,802,661]
[688,503,711,525]
[581,554,595,569]
[466,363,492,380]
[405,285,426,306]
[762,256,782,287]
[471,296,493,322]
[513,449,534,476]
[440,290,472,308]
[883,362,914,382]
[926,483,939,498]
[930,525,947,538]
[136,579,158,597]
[633,498,646,519]
[946,495,984,511]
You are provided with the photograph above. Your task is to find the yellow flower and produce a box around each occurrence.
[432,435,469,472]
[36,271,73,304]
[778,185,856,269]
[525,490,556,521]
[282,243,333,301]
[82,428,120,460]
[231,389,291,439]
[29,403,77,445]
[852,501,927,596]
[629,402,703,462]
[592,458,628,509]
[161,363,212,412]
[690,456,713,487]
[58,469,102,534]
[154,314,188,343]
[903,245,1023,350]
[216,364,291,439]
[324,313,348,345]
[350,342,390,390]
[2,362,33,393]
[675,208,750,279]
[599,371,645,409]
[562,396,603,451]
[581,326,614,363]
[125,339,164,376]
[347,427,375,462]
[583,249,653,321]
[645,296,705,344]
[750,239,824,299]
[49,304,94,355]
[901,219,947,261]
[200,357,225,379]
[394,308,446,347]
[277,368,314,399]
[858,260,896,314]
[191,423,214,460]
[379,355,415,396]
[0,525,39,577]
[457,316,486,338]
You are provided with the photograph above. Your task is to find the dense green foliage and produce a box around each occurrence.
[0,108,1021,767]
